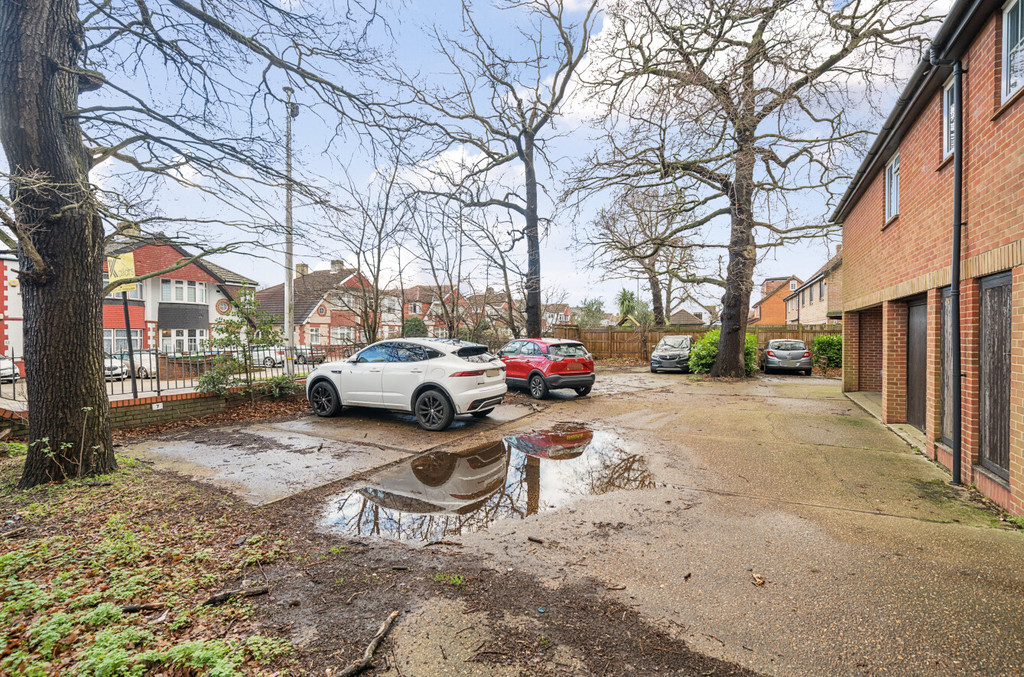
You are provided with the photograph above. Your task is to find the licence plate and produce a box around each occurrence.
[782,360,797,367]
[567,363,584,371]
[486,369,499,377]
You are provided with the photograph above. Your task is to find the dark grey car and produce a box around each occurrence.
[650,335,691,373]
[760,339,813,375]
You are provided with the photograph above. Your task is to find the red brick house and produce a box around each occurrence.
[784,248,843,325]
[749,276,800,325]
[837,0,1024,514]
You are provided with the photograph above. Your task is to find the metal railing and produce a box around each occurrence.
[0,344,366,404]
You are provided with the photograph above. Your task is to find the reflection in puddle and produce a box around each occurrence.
[322,427,652,541]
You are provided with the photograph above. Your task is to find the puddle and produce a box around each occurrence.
[321,426,654,542]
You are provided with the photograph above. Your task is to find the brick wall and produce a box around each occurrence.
[840,8,1024,515]
[856,306,883,391]
[827,265,843,318]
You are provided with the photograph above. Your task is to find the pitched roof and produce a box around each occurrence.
[784,249,843,301]
[543,303,571,313]
[831,0,996,223]
[105,237,256,286]
[255,268,357,323]
[751,275,800,309]
[668,309,704,325]
[402,284,458,304]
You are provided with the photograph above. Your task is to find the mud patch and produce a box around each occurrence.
[321,425,655,542]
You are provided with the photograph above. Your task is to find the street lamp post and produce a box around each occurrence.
[284,87,299,375]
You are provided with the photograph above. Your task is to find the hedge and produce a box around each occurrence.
[688,329,758,376]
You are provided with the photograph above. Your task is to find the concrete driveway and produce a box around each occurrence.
[126,368,1024,674]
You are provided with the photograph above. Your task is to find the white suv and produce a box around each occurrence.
[305,339,507,431]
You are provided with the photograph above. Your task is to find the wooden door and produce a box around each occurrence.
[979,273,1011,479]
[906,301,927,431]
[940,288,954,444]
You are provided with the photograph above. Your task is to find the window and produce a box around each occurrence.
[790,280,797,291]
[942,77,955,159]
[103,329,141,354]
[160,328,207,353]
[1004,0,1023,101]
[801,290,806,307]
[356,344,389,363]
[161,279,206,303]
[819,279,825,301]
[885,153,900,222]
[309,327,321,344]
[102,274,142,300]
[331,326,355,343]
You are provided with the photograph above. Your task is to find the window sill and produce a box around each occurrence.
[881,214,899,231]
[936,152,953,172]
[975,464,1010,490]
[992,85,1024,122]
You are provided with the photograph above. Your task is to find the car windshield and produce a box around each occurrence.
[547,343,588,357]
[770,340,806,351]
[657,337,690,350]
[456,345,495,363]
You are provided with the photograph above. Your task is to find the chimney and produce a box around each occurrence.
[330,259,345,274]
[295,263,309,276]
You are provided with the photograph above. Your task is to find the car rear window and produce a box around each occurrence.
[456,345,494,363]
[547,343,588,357]
[770,340,806,351]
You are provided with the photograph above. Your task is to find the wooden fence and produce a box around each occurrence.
[551,323,842,361]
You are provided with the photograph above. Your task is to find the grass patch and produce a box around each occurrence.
[0,455,296,675]
[432,573,466,587]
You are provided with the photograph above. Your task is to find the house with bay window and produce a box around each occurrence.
[837,0,1024,515]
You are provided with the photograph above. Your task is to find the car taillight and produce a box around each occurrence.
[451,370,484,377]
[545,354,563,362]
[803,351,811,358]
[766,350,776,357]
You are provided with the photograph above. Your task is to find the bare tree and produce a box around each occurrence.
[327,143,412,344]
[464,212,528,339]
[407,198,469,338]
[390,0,598,338]
[586,187,713,324]
[0,0,384,487]
[577,0,938,376]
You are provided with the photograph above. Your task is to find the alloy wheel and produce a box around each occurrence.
[310,383,337,416]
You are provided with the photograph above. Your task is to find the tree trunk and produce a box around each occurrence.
[0,0,116,487]
[647,269,665,325]
[712,148,757,378]
[522,135,541,338]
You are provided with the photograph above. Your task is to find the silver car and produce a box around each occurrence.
[650,335,691,373]
[760,339,813,375]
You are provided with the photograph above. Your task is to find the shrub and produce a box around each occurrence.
[195,355,242,396]
[403,317,428,337]
[688,329,757,376]
[812,334,843,369]
[257,375,300,399]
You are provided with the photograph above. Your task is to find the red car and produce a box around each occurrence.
[496,338,595,399]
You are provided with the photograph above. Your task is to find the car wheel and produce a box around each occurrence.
[650,366,658,373]
[296,354,307,364]
[263,356,275,367]
[137,367,149,379]
[529,374,548,400]
[574,386,592,397]
[471,408,494,418]
[309,381,341,417]
[415,389,454,431]
[803,369,813,376]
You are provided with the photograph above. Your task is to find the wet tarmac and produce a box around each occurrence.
[321,425,653,542]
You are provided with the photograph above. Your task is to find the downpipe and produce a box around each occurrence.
[930,47,964,486]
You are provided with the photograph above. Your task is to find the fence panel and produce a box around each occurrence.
[552,323,840,361]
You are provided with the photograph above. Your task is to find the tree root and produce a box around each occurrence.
[337,610,400,677]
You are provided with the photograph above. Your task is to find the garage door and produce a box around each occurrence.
[979,273,1011,479]
[906,300,927,431]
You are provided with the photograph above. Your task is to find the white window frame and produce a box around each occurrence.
[309,326,321,344]
[789,280,797,291]
[942,77,955,159]
[103,329,142,354]
[1004,0,1023,101]
[885,152,900,222]
[161,279,207,304]
[102,273,142,300]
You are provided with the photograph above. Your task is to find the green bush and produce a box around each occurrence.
[403,317,428,337]
[688,329,757,376]
[811,334,843,369]
[257,375,300,399]
[195,355,242,396]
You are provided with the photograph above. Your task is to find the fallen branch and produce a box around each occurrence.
[203,585,269,605]
[337,610,400,677]
[121,602,164,613]
[1,526,27,539]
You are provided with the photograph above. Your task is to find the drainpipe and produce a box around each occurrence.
[930,47,964,486]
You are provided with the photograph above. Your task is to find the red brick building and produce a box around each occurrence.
[749,276,800,325]
[837,0,1024,514]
